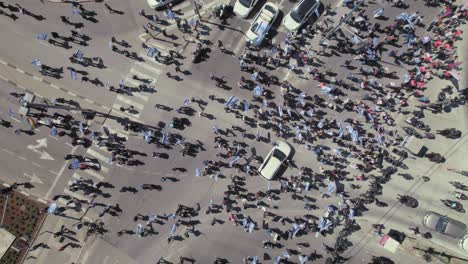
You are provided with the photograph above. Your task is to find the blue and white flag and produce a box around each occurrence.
[229,155,240,168]
[254,86,262,97]
[278,106,283,117]
[170,224,177,234]
[327,182,336,194]
[50,126,58,136]
[243,100,250,112]
[74,50,84,59]
[32,59,42,67]
[70,69,77,80]
[36,34,48,40]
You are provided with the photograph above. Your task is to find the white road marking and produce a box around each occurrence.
[128,68,158,84]
[16,68,25,74]
[46,146,78,199]
[116,95,145,110]
[17,156,27,161]
[112,103,142,120]
[33,76,42,81]
[132,91,150,102]
[50,84,60,89]
[86,148,109,163]
[135,61,163,76]
[67,91,77,97]
[2,148,14,155]
[32,162,43,168]
[81,169,106,181]
[0,59,6,65]
[63,188,89,203]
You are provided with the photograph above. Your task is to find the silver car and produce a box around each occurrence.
[423,211,466,239]
[258,141,292,180]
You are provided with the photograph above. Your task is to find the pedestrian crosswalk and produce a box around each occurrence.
[109,55,163,124]
[56,146,111,217]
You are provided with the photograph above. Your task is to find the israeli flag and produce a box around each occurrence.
[278,106,283,117]
[144,130,152,143]
[358,108,364,118]
[70,69,77,80]
[367,112,374,123]
[195,168,200,177]
[374,8,384,17]
[254,86,262,97]
[243,100,250,112]
[248,222,255,233]
[317,120,324,129]
[183,99,190,106]
[72,7,80,15]
[225,96,235,107]
[170,224,177,234]
[274,256,281,264]
[377,134,384,144]
[351,130,359,142]
[299,255,309,264]
[75,50,84,59]
[327,182,336,194]
[136,223,144,234]
[147,47,157,57]
[50,126,58,136]
[31,59,42,67]
[79,122,84,134]
[48,203,58,214]
[229,155,240,167]
[349,208,355,220]
[8,107,16,117]
[36,33,48,40]
[287,108,292,116]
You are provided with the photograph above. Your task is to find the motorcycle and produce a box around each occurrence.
[441,199,465,213]
[451,191,467,200]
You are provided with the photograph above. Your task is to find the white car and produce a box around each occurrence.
[245,2,279,46]
[283,0,321,32]
[233,0,259,18]
[147,0,178,9]
[258,141,292,180]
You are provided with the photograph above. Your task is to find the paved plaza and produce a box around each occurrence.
[0,0,467,263]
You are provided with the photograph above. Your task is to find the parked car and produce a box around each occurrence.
[423,211,466,239]
[233,0,259,18]
[283,0,321,31]
[258,141,292,180]
[460,235,468,253]
[147,0,179,9]
[245,2,279,46]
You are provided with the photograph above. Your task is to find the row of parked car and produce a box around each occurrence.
[234,0,322,46]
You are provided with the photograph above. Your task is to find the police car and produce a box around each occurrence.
[245,2,279,46]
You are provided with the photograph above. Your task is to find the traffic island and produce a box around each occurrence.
[0,190,46,264]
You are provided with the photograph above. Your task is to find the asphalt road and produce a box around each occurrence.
[0,0,466,263]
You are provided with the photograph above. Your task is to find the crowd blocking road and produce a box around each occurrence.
[0,0,467,263]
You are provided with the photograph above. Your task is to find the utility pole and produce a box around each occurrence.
[190,0,202,20]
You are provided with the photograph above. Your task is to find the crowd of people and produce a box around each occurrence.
[1,0,467,263]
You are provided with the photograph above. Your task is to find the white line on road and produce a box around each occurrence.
[50,83,60,89]
[33,76,42,81]
[15,68,25,74]
[46,146,78,199]
[17,156,27,161]
[2,148,14,155]
[116,95,145,110]
[67,91,77,97]
[32,162,43,168]
[0,59,6,65]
